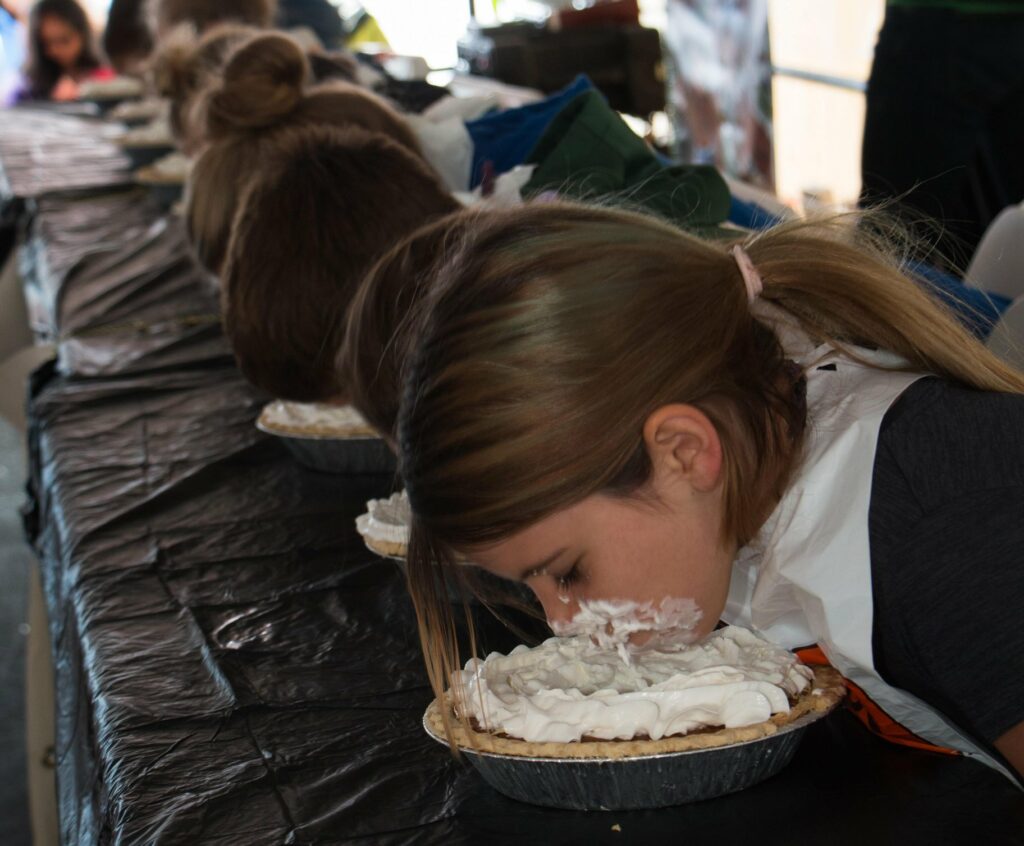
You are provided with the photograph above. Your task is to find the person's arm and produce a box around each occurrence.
[0,0,26,22]
[51,75,80,101]
[995,722,1024,779]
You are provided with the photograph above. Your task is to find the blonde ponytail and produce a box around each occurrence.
[743,214,1024,394]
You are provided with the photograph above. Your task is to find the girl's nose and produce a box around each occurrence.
[530,581,578,629]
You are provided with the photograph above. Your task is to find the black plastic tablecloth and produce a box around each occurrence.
[20,190,164,339]
[0,108,131,202]
[17,191,227,377]
[7,110,1024,846]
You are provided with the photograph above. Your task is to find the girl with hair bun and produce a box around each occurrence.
[185,31,428,276]
[345,201,1024,782]
[149,23,357,152]
[221,125,457,401]
[149,22,256,151]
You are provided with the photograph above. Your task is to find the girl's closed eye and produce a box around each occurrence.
[556,559,584,589]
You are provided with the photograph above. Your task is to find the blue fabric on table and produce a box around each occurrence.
[909,261,1011,340]
[465,74,594,188]
[728,195,785,230]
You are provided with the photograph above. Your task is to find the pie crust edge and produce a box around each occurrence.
[256,407,380,440]
[425,665,846,759]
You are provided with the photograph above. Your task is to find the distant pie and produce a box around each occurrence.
[109,97,168,123]
[257,400,378,439]
[79,76,144,101]
[135,151,191,185]
[117,116,174,147]
[355,492,409,559]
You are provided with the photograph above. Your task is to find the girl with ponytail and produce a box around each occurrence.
[348,201,1024,782]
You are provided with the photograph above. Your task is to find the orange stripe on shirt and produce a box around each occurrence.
[796,645,959,757]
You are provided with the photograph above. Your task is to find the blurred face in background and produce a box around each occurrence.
[39,13,83,71]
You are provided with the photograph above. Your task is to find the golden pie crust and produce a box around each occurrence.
[362,535,407,559]
[135,168,186,186]
[425,665,845,759]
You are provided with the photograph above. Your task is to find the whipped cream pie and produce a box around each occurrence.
[118,115,174,147]
[110,98,168,123]
[136,151,192,185]
[427,626,845,759]
[79,75,144,100]
[258,401,378,439]
[356,492,410,558]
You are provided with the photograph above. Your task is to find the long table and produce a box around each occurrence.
[4,106,1023,845]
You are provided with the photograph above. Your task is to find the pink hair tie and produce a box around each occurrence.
[731,245,763,302]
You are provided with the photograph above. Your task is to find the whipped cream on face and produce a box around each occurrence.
[356,492,410,546]
[550,598,703,663]
[454,626,813,744]
[260,400,375,436]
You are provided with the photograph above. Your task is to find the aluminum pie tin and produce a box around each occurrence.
[256,419,396,475]
[423,706,832,811]
[83,94,139,114]
[145,181,185,208]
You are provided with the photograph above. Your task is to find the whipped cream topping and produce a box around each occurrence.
[80,76,144,99]
[259,400,375,437]
[454,625,813,744]
[356,491,410,546]
[550,598,703,663]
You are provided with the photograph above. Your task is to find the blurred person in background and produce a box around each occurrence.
[861,1,1024,268]
[277,0,346,49]
[149,0,277,39]
[1,0,26,104]
[104,0,153,74]
[19,0,112,101]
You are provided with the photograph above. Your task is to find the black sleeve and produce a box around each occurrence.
[869,379,1024,747]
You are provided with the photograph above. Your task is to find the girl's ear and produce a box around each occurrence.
[642,404,724,493]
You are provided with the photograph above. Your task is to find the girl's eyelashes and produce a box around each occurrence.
[556,559,584,588]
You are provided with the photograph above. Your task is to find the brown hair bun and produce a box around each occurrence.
[149,22,258,148]
[149,22,199,100]
[204,33,308,136]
